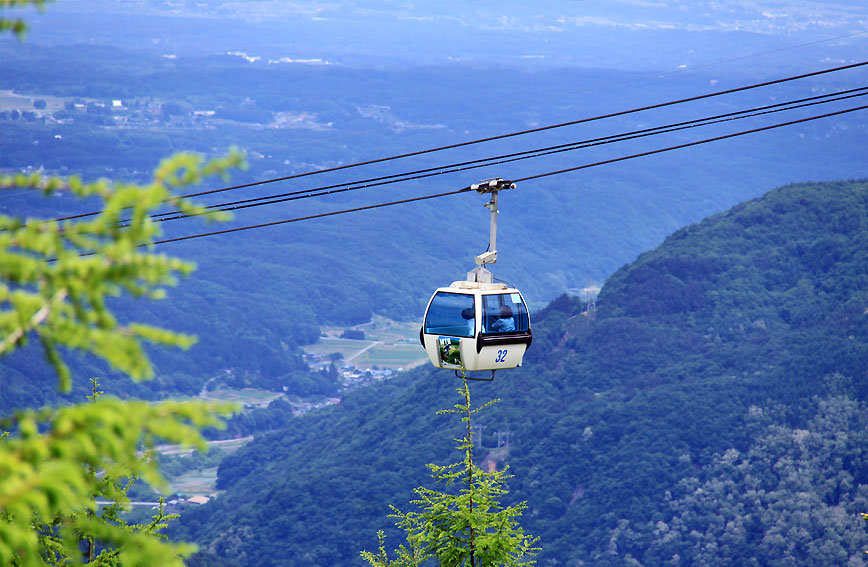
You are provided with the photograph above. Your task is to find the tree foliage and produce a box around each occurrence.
[1,379,227,567]
[642,395,868,567]
[0,151,241,389]
[362,377,539,567]
[0,0,52,37]
[0,122,244,563]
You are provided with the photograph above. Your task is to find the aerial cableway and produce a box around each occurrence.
[37,58,868,231]
[26,59,868,378]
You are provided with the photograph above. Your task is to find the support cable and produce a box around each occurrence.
[513,104,868,183]
[142,102,868,247]
[36,59,868,226]
[144,87,868,224]
[171,59,868,197]
[150,189,471,246]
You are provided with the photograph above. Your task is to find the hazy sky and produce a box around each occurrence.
[16,0,868,70]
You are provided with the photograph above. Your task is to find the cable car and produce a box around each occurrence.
[421,280,532,375]
[419,178,532,380]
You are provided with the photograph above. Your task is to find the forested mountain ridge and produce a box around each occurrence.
[176,179,868,566]
[549,178,868,396]
[4,24,868,412]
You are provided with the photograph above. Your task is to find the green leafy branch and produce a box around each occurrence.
[0,0,52,37]
[0,391,234,566]
[0,150,244,391]
[0,146,245,565]
[0,10,249,565]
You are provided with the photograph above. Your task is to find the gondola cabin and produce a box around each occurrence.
[420,280,532,372]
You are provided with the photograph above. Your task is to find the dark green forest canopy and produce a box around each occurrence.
[176,179,868,567]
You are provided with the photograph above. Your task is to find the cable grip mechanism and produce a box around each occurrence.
[471,178,515,265]
[466,178,515,284]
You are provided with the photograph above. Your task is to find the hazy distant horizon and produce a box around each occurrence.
[12,0,867,72]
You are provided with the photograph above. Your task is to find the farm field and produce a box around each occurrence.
[306,314,427,370]
[350,343,427,369]
[170,467,219,497]
[156,435,254,457]
[201,387,285,406]
[306,337,376,361]
[0,89,74,114]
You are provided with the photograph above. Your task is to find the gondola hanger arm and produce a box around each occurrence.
[467,178,515,267]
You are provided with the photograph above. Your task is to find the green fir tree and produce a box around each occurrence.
[0,147,242,565]
[362,375,539,567]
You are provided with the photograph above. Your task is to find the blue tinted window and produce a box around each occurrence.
[482,293,528,334]
[425,292,475,338]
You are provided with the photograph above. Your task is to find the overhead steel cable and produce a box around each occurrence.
[144,86,868,224]
[35,59,868,226]
[149,188,472,247]
[513,103,868,183]
[9,30,860,208]
[163,59,868,196]
[144,102,868,248]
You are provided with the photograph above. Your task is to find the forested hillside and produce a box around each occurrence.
[5,3,868,565]
[176,179,868,566]
[5,35,867,413]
